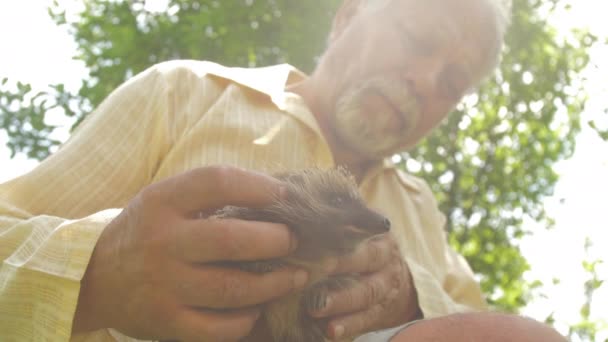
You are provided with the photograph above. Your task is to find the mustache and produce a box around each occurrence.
[336,77,420,134]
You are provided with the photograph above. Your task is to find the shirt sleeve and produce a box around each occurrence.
[403,179,487,318]
[364,168,486,322]
[0,64,173,341]
[405,251,487,317]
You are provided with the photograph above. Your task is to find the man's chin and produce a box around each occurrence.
[336,133,404,161]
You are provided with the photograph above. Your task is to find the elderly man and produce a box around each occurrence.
[0,0,565,341]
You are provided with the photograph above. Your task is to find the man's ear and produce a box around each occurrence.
[328,0,365,43]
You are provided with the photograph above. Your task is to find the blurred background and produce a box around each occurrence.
[0,0,606,340]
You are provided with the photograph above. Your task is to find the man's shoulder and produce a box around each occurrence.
[143,60,240,85]
[150,59,244,78]
[145,60,305,98]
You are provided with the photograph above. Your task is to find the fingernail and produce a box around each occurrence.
[333,325,345,339]
[294,270,309,288]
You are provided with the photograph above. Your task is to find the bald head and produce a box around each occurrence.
[332,0,511,84]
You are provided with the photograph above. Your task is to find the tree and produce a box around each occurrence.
[401,0,596,310]
[1,0,341,159]
[0,0,602,318]
[567,238,607,342]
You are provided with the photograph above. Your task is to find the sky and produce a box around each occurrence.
[0,0,607,339]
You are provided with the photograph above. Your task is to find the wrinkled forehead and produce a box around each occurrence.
[374,0,502,81]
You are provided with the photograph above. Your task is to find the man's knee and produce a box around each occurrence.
[390,312,567,342]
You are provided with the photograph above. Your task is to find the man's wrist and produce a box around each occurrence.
[72,219,121,333]
[404,289,423,324]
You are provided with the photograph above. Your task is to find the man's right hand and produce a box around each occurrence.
[72,166,308,341]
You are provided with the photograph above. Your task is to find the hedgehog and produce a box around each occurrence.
[215,167,391,342]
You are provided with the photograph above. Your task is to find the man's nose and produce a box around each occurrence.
[405,65,442,103]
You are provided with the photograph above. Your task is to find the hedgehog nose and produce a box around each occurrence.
[382,217,391,232]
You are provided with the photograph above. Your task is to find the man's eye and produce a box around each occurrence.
[440,66,468,101]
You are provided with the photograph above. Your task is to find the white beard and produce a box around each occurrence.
[332,77,420,158]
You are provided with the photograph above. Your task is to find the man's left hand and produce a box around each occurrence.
[309,234,421,340]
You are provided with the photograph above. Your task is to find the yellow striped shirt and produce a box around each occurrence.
[0,60,485,341]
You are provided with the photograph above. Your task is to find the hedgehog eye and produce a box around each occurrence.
[331,196,344,206]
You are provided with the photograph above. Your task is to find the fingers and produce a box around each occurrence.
[310,270,395,318]
[314,258,418,340]
[324,302,390,340]
[173,218,296,262]
[332,234,395,274]
[157,166,285,214]
[174,263,309,309]
[172,306,261,342]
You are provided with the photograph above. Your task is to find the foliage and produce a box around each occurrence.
[589,119,608,141]
[1,0,341,159]
[400,0,596,311]
[587,36,608,142]
[568,238,607,342]
[0,0,602,318]
[0,79,81,159]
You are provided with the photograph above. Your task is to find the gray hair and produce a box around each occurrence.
[361,0,511,32]
[360,0,512,80]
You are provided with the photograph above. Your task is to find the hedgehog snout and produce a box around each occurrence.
[382,217,391,231]
[360,209,391,235]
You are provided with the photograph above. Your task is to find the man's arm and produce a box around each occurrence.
[71,166,308,340]
[0,62,307,341]
[0,65,172,340]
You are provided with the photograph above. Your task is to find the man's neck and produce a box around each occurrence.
[287,76,381,184]
[346,161,378,185]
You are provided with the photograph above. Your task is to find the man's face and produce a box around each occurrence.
[315,0,499,160]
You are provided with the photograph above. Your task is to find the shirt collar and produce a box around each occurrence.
[200,61,322,132]
[199,61,419,193]
[361,159,422,193]
[197,61,306,108]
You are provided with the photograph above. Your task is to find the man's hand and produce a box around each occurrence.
[73,166,309,341]
[310,234,420,340]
